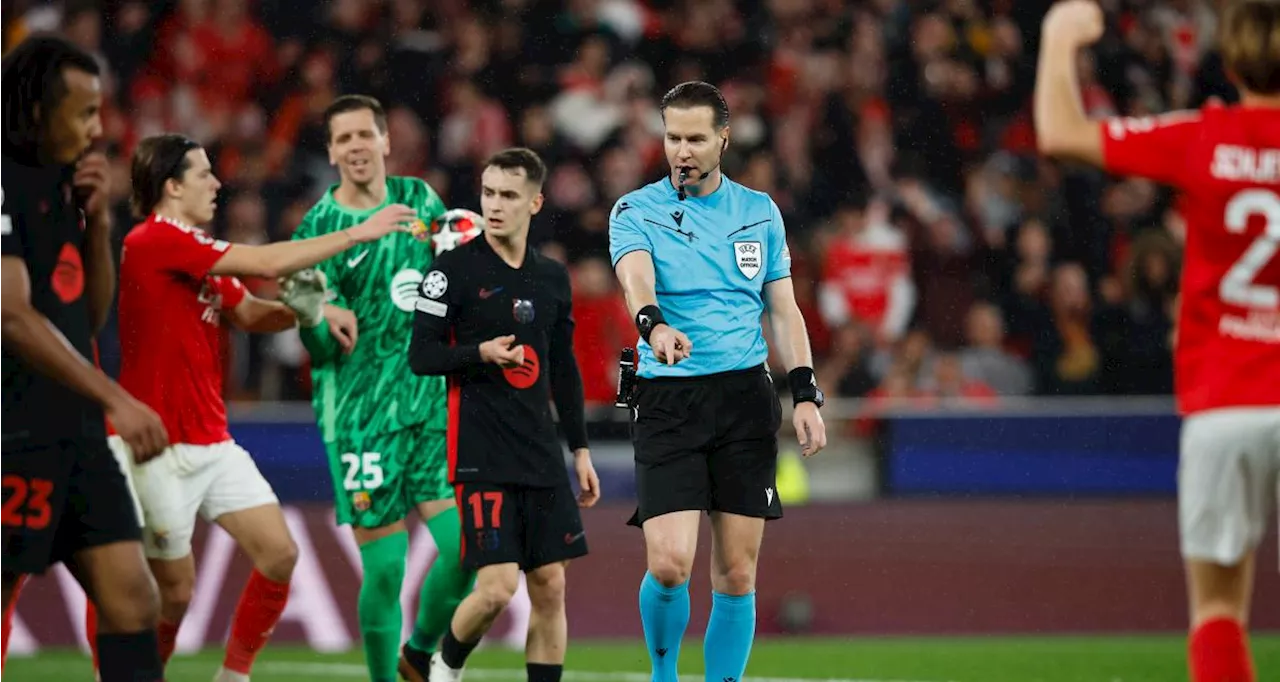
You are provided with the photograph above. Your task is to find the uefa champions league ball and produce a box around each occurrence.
[416,208,486,256]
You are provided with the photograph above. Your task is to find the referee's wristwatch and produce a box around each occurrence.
[787,367,824,408]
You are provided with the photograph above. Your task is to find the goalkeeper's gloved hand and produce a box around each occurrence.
[279,268,329,328]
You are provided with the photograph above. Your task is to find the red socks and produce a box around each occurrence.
[2,574,28,667]
[222,569,290,674]
[157,619,180,664]
[86,601,99,670]
[1190,617,1255,682]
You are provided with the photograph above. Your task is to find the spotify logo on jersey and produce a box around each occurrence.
[390,268,425,312]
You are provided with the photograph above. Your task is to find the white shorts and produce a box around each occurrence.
[108,436,279,560]
[1178,407,1280,565]
[107,436,146,527]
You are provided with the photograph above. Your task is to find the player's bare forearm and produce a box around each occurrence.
[210,231,356,279]
[764,277,814,371]
[614,251,659,317]
[82,214,115,333]
[225,295,297,333]
[0,308,122,405]
[1033,18,1103,165]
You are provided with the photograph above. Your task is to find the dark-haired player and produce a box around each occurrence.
[286,94,476,682]
[409,147,600,682]
[106,131,406,681]
[1,34,167,682]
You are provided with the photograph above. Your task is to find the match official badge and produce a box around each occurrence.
[734,241,762,280]
[513,298,535,324]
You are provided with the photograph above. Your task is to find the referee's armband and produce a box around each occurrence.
[635,305,666,344]
[787,367,825,408]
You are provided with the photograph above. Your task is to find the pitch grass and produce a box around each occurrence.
[5,635,1279,682]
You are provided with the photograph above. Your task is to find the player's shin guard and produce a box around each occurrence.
[1190,617,1255,682]
[639,572,690,682]
[222,569,290,674]
[359,532,409,682]
[97,630,164,682]
[704,591,756,682]
[410,507,475,654]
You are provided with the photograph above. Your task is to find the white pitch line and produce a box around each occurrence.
[250,661,951,682]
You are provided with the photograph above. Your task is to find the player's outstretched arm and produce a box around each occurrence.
[224,292,299,333]
[764,277,828,457]
[209,203,417,279]
[1033,0,1107,166]
[1,256,169,457]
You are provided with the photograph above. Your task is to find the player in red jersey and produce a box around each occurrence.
[1035,2,1280,681]
[94,132,411,681]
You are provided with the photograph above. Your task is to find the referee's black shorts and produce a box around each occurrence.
[627,365,783,528]
[2,436,142,575]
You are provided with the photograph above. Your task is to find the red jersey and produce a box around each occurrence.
[1100,105,1280,415]
[117,215,246,444]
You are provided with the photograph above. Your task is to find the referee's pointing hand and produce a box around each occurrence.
[649,324,692,366]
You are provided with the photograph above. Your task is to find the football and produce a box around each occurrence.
[417,208,486,256]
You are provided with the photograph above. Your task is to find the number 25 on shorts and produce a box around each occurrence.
[341,452,385,491]
[1,475,54,530]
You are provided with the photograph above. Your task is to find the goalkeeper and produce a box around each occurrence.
[281,95,475,682]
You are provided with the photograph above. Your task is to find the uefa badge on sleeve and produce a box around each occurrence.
[513,298,535,324]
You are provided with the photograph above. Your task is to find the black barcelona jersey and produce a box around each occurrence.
[409,236,588,487]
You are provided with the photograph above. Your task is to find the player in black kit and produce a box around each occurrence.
[1,35,168,681]
[409,147,600,682]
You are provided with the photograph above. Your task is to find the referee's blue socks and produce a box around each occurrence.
[704,591,756,682]
[639,571,689,682]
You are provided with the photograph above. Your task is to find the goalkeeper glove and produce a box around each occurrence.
[279,268,329,328]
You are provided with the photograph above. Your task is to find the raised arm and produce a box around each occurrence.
[209,203,417,279]
[1033,1,1106,166]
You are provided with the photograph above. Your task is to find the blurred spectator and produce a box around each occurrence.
[570,257,633,408]
[959,302,1033,396]
[7,0,1219,406]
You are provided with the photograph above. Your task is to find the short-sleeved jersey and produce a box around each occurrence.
[1100,104,1280,415]
[1,155,106,442]
[293,177,448,444]
[608,176,791,378]
[117,214,246,444]
[411,237,585,487]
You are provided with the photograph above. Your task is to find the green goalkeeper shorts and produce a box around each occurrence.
[327,427,452,528]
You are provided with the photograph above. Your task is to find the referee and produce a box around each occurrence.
[609,81,827,682]
[2,35,167,681]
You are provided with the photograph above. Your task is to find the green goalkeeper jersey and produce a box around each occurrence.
[293,176,448,444]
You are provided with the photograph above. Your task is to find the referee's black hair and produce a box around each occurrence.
[660,81,730,129]
[1,34,101,163]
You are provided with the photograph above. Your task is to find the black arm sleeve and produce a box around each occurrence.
[548,271,589,451]
[408,261,484,375]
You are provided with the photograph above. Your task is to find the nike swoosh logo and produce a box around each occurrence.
[479,287,503,299]
[346,250,369,268]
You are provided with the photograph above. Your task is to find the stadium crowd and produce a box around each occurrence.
[2,0,1226,407]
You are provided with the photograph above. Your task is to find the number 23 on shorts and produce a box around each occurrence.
[341,452,385,490]
[2,475,54,530]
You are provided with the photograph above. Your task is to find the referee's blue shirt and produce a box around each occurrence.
[609,175,791,379]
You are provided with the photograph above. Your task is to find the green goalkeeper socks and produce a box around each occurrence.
[409,507,475,653]
[358,532,408,682]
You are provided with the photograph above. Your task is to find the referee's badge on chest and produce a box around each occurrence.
[734,241,762,280]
